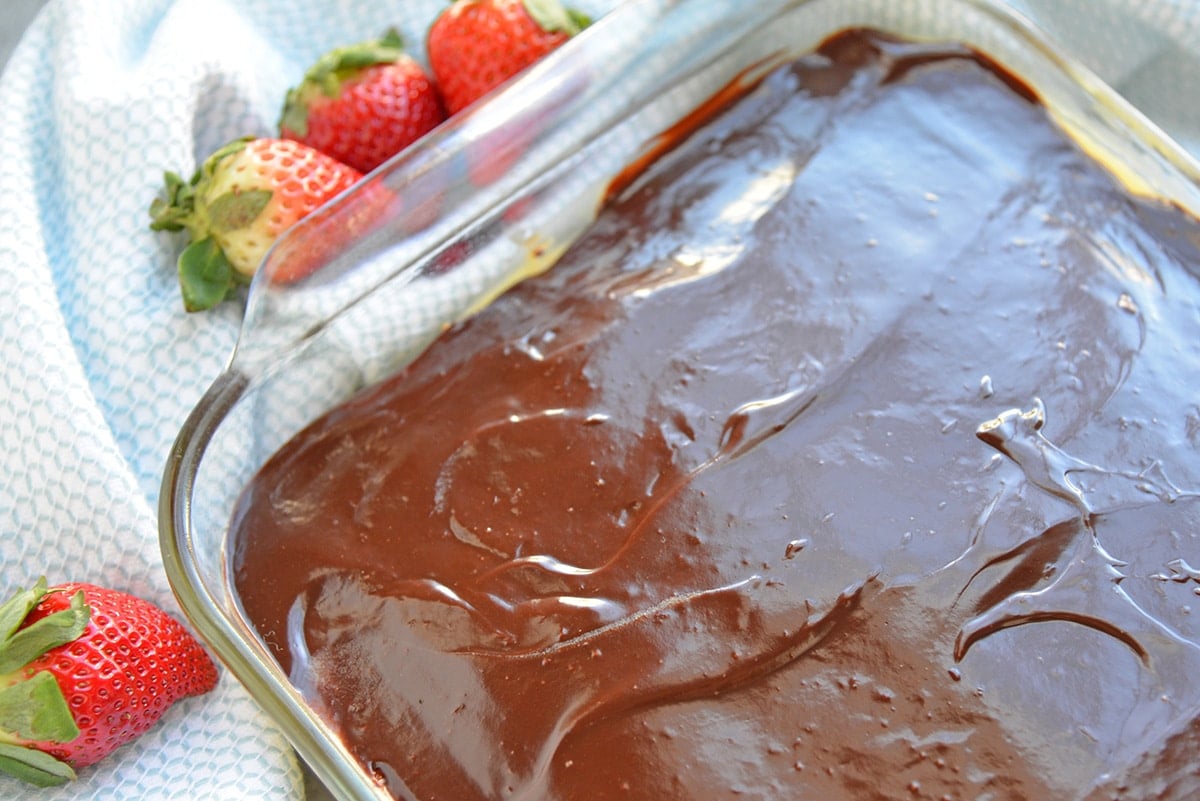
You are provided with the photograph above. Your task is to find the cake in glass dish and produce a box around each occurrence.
[227,29,1200,801]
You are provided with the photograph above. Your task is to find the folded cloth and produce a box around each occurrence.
[0,0,1194,799]
[1013,0,1200,157]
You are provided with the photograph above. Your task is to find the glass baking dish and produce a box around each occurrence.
[159,1,1200,799]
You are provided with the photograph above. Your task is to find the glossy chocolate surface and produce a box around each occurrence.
[231,31,1200,800]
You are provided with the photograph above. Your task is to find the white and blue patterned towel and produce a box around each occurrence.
[0,0,1195,799]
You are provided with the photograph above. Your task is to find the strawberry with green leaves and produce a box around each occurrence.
[427,0,591,115]
[149,136,362,311]
[279,29,446,174]
[0,578,219,786]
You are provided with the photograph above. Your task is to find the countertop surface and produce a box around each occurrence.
[0,0,46,72]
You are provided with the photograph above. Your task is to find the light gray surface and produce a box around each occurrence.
[0,0,46,71]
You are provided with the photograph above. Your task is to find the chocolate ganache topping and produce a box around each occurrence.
[231,31,1200,800]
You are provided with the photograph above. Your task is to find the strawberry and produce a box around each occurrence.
[279,29,446,174]
[149,136,362,311]
[0,578,218,786]
[427,0,591,115]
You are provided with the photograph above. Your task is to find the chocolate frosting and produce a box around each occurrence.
[231,31,1200,800]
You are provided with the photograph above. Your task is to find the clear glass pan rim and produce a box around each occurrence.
[160,1,1200,799]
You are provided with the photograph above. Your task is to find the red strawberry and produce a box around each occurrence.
[427,0,590,115]
[0,578,218,786]
[149,136,362,311]
[279,29,446,174]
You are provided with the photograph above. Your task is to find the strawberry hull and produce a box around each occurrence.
[279,30,446,174]
[0,581,217,784]
[150,138,363,311]
[287,58,445,174]
[428,0,587,114]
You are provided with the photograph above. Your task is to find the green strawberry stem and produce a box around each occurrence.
[148,137,259,311]
[0,580,88,675]
[147,171,195,233]
[0,579,90,786]
[279,28,407,137]
[0,740,76,787]
[151,137,255,233]
[178,237,242,313]
[0,673,80,743]
[0,580,47,643]
[207,189,271,233]
[523,0,591,35]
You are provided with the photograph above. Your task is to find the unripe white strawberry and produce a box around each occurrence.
[149,136,362,311]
